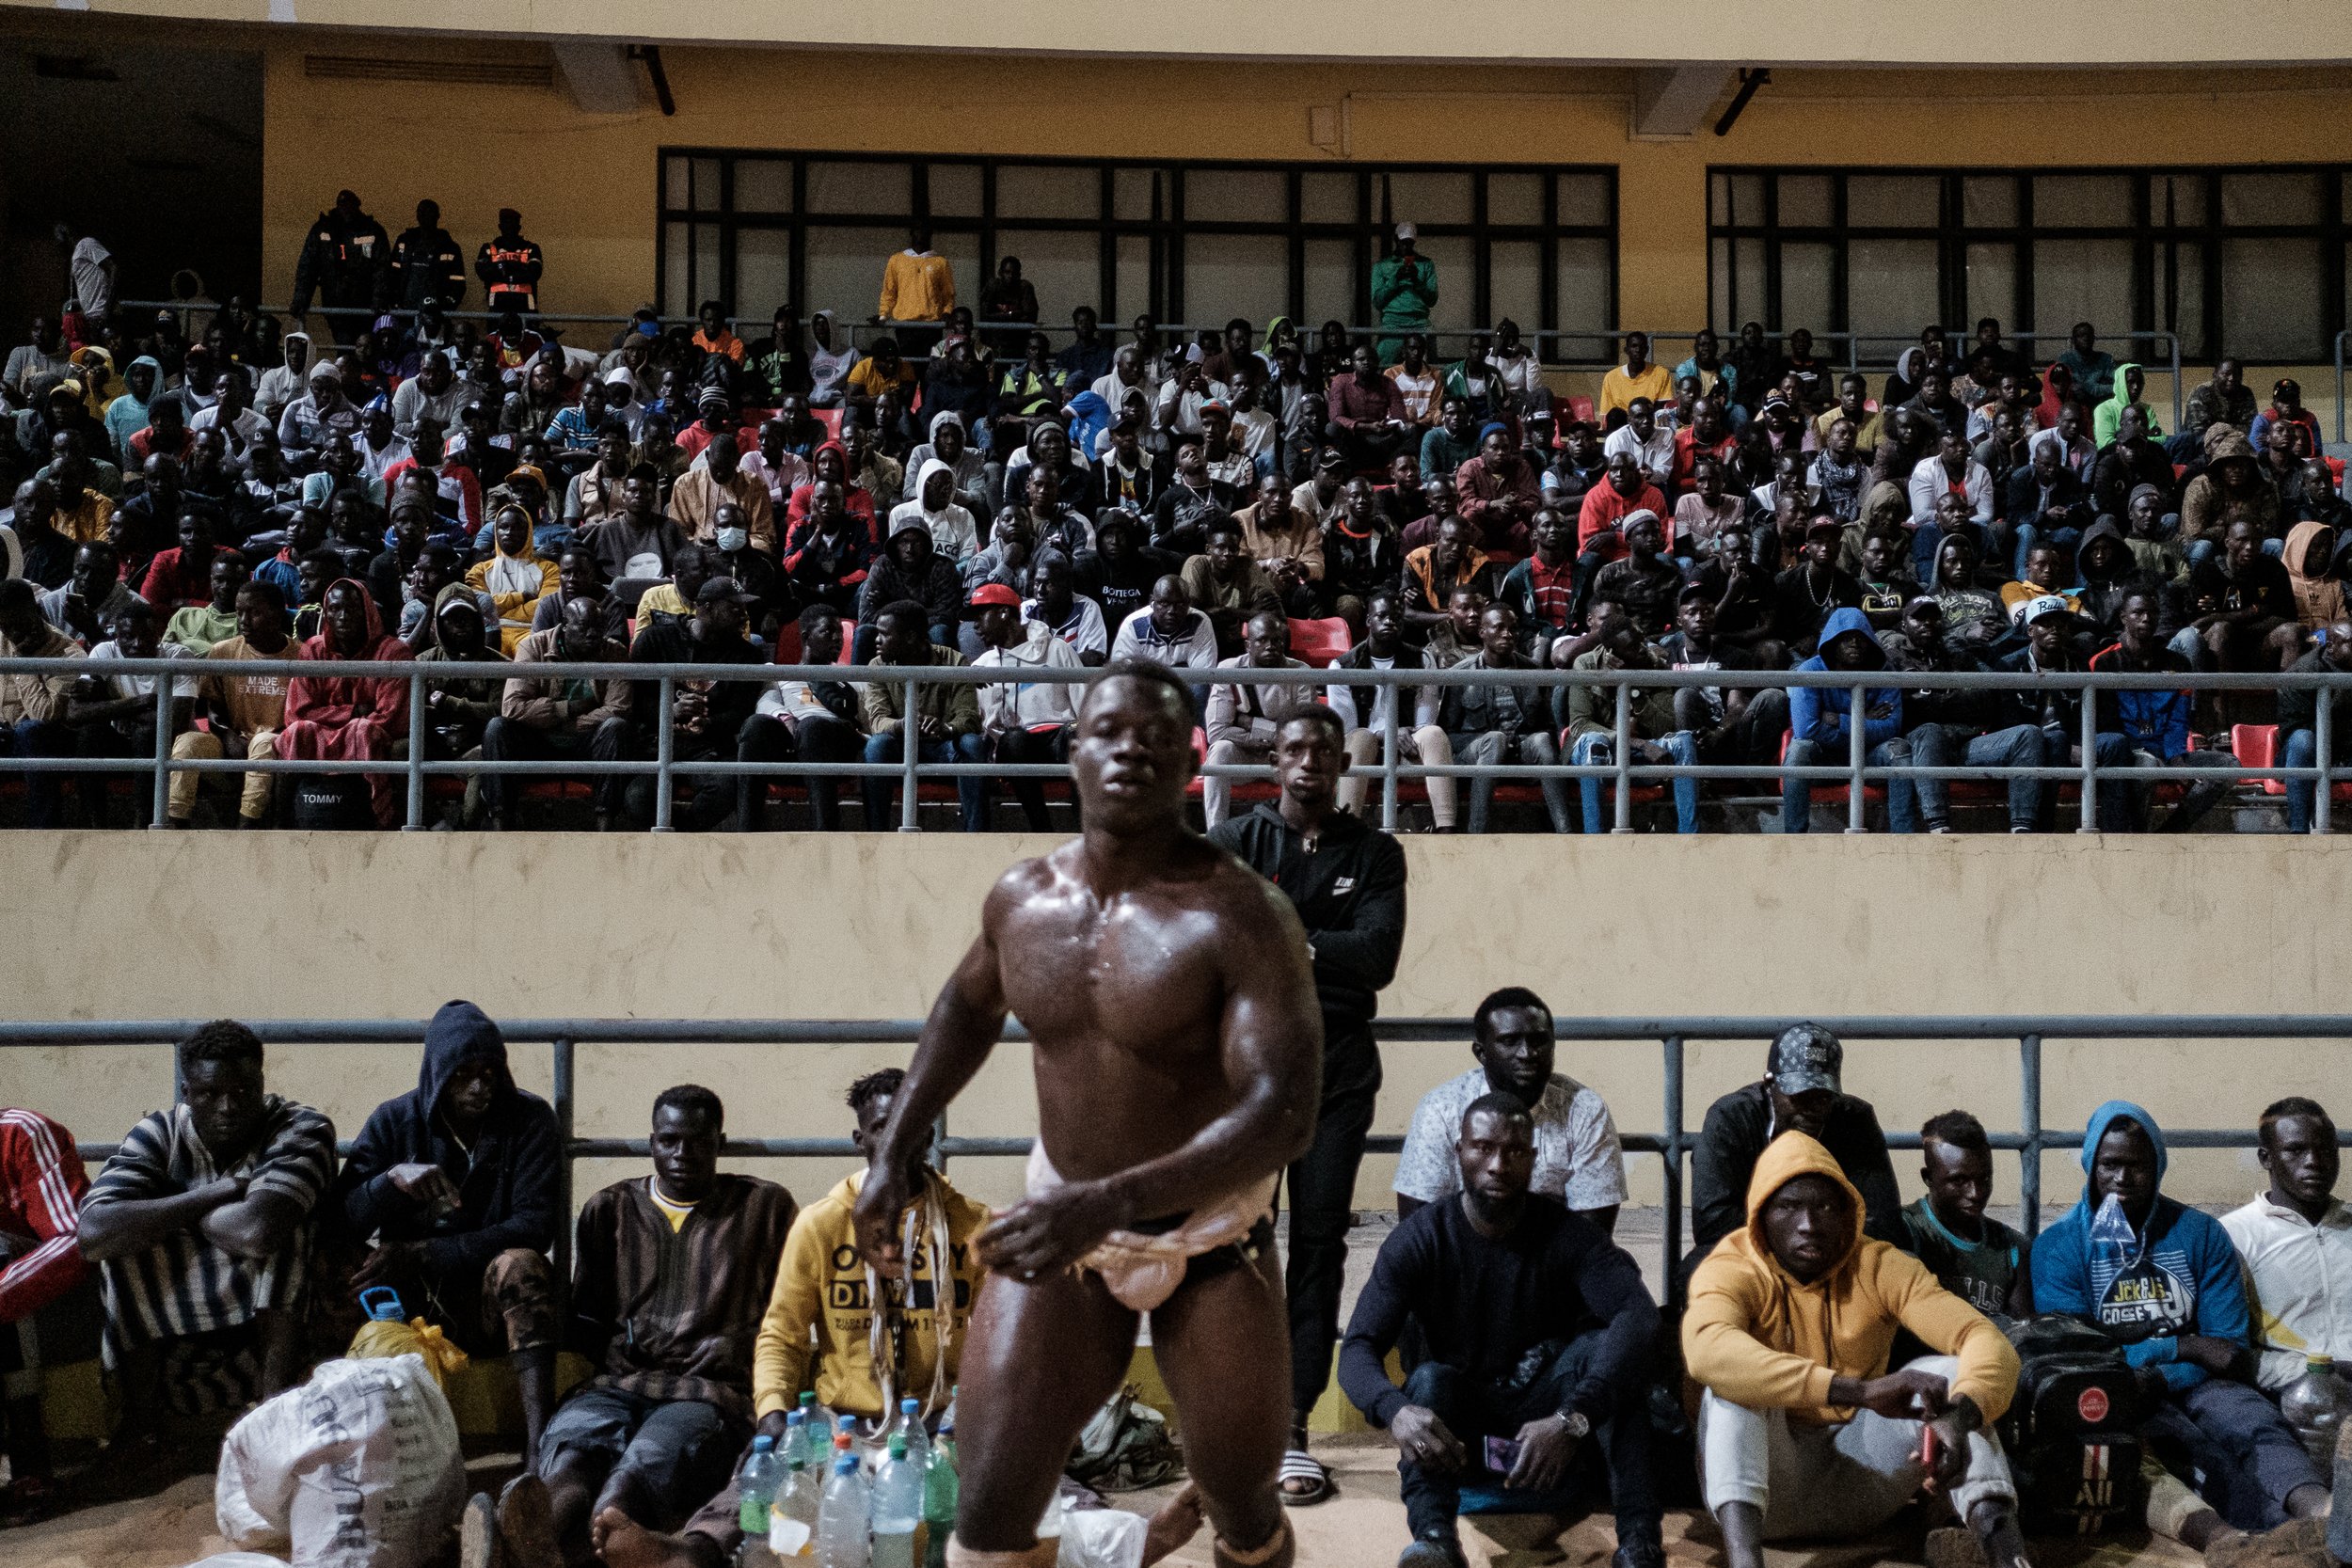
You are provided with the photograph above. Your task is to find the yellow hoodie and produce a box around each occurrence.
[752,1169,991,1422]
[1682,1132,2017,1427]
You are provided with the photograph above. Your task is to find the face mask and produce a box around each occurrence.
[716,526,749,554]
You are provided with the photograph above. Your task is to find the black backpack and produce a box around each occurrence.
[2000,1315,2151,1536]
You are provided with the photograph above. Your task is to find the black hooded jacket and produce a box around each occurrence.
[337,999,561,1277]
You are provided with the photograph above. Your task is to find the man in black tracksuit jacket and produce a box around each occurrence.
[1208,702,1406,1495]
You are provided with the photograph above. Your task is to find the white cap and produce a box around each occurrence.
[1395,222,1418,243]
[2014,594,2072,626]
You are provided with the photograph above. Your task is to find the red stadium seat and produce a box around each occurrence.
[1286,617,1352,668]
[2233,724,2283,795]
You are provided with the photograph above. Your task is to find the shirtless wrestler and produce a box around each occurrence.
[853,658,1324,1568]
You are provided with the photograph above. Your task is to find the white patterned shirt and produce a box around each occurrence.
[1393,1068,1629,1211]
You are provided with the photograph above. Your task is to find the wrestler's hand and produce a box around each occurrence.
[852,1164,917,1276]
[1389,1405,1463,1475]
[975,1180,1132,1278]
[1506,1414,1580,1491]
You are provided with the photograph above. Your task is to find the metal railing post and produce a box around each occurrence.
[1662,1033,1686,1310]
[1380,695,1401,833]
[148,673,172,829]
[2077,685,2099,834]
[2167,332,2183,434]
[1612,681,1634,833]
[1846,685,1867,834]
[2318,688,2334,835]
[900,673,921,832]
[553,1035,575,1286]
[404,671,426,831]
[653,677,675,832]
[2019,1033,2042,1241]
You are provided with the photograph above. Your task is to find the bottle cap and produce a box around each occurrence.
[799,1391,817,1405]
[752,1434,773,1451]
[786,1409,805,1426]
[901,1398,920,1414]
[834,1432,852,1451]
[836,1414,856,1432]
[835,1455,857,1476]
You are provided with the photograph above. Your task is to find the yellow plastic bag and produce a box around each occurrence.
[347,1318,469,1390]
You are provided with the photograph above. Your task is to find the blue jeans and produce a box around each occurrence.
[860,730,988,831]
[2010,519,2083,581]
[1909,721,2044,831]
[2284,727,2333,832]
[1780,735,1917,832]
[2049,728,2138,832]
[0,719,73,829]
[1570,729,1699,832]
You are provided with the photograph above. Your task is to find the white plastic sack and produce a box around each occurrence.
[183,1555,293,1568]
[215,1354,466,1568]
[1056,1506,1150,1568]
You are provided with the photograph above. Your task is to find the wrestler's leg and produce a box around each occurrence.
[1149,1248,1293,1568]
[955,1268,1139,1554]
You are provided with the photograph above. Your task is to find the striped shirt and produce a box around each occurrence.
[0,1108,91,1322]
[566,1173,798,1421]
[82,1097,337,1355]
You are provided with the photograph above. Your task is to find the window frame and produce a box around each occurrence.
[658,148,1620,363]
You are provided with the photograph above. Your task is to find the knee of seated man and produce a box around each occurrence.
[485,1246,555,1294]
[1401,1360,1467,1412]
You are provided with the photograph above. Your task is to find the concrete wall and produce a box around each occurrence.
[1,831,2339,1218]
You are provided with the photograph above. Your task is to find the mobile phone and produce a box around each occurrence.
[1484,1435,1521,1475]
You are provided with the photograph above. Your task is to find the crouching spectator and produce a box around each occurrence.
[1683,1133,2034,1568]
[332,1001,561,1466]
[1342,1094,1664,1568]
[0,1106,96,1515]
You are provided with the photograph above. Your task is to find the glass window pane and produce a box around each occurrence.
[996,164,1097,222]
[1116,234,1157,325]
[1963,177,2017,228]
[689,223,720,310]
[1557,174,1609,230]
[1488,240,1540,339]
[1113,166,1161,223]
[1303,238,1355,335]
[2222,237,2322,361]
[2222,173,2321,227]
[1709,238,1733,336]
[1717,173,1765,228]
[664,156,689,212]
[803,225,899,321]
[1301,172,1357,226]
[1487,173,1545,228]
[1845,237,1940,345]
[2162,241,2204,361]
[2033,175,2130,227]
[995,229,1103,325]
[691,158,721,213]
[1732,238,1766,331]
[1181,234,1285,340]
[937,231,983,321]
[1964,244,2016,338]
[2031,237,2134,341]
[1779,243,1835,338]
[2154,174,2206,228]
[1557,236,1611,342]
[807,161,909,216]
[662,223,691,319]
[929,163,982,219]
[1777,175,1832,229]
[1184,167,1287,226]
[733,159,791,215]
[1846,176,1938,229]
[1382,170,1471,228]
[1413,234,1472,335]
[734,228,790,319]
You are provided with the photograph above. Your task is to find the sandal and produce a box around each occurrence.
[1277,1448,1332,1506]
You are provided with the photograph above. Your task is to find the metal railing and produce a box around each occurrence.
[4,1014,2341,1301]
[2,657,2343,835]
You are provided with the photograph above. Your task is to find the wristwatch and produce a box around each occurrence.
[1554,1409,1591,1440]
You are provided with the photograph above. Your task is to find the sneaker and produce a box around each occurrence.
[1398,1529,1469,1568]
[1613,1538,1668,1568]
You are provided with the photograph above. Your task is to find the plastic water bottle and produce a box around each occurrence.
[2282,1355,2352,1466]
[817,1452,872,1568]
[919,1416,957,1568]
[771,1456,822,1560]
[801,1391,837,1455]
[886,1398,930,1472]
[870,1435,923,1568]
[736,1436,781,1566]
[781,1408,811,1470]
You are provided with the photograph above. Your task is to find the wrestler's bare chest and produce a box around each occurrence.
[994,876,1228,1065]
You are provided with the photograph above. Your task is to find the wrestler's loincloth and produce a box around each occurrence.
[1024,1145,1277,1311]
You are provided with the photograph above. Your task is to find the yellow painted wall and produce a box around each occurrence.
[0,830,2342,1218]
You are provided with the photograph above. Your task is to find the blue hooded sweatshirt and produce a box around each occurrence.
[335,999,561,1281]
[2028,1100,2249,1392]
[1787,606,1904,751]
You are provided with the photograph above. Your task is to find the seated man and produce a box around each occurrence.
[1778,606,1916,834]
[1899,1110,2031,1322]
[1342,1094,1663,1568]
[1686,1025,1902,1278]
[606,1069,990,1568]
[334,1001,561,1465]
[1684,1133,2033,1568]
[858,597,987,832]
[2221,1097,2351,1391]
[1326,586,1457,831]
[485,594,634,832]
[2033,1102,2328,1534]
[1440,601,1572,834]
[169,578,294,830]
[1394,987,1628,1232]
[1563,598,1702,834]
[2278,621,2352,833]
[76,1022,336,1472]
[1201,610,1311,829]
[0,1106,95,1513]
[744,604,863,832]
[531,1086,795,1567]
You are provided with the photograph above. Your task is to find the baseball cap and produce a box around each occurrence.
[966,582,1022,610]
[603,367,634,388]
[2013,594,2072,626]
[1767,1023,1843,1098]
[1805,515,1844,541]
[1395,221,1419,243]
[1903,594,1944,618]
[694,577,757,606]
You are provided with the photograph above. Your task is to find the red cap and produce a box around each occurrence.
[966,582,1022,610]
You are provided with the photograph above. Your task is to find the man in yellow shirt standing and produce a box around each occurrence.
[601,1068,989,1568]
[1597,332,1674,428]
[880,226,958,357]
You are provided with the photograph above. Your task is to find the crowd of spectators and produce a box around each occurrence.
[6,203,2350,832]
